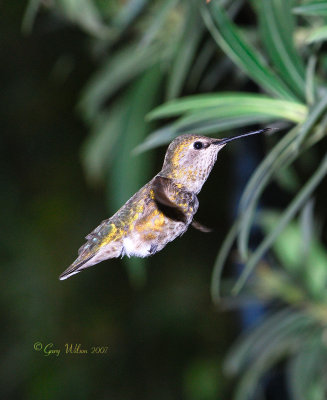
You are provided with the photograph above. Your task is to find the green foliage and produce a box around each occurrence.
[183,358,223,400]
[201,1,298,101]
[222,209,327,400]
[293,1,327,17]
[140,94,306,152]
[23,0,327,398]
[260,209,327,301]
[258,0,306,99]
[307,25,327,43]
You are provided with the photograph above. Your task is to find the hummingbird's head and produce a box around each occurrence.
[159,129,269,193]
[160,134,226,193]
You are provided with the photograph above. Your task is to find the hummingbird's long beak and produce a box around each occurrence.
[212,128,272,145]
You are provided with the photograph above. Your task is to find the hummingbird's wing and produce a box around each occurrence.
[152,176,211,232]
[191,220,212,233]
[152,176,189,223]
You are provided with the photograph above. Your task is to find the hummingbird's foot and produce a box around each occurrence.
[149,244,158,254]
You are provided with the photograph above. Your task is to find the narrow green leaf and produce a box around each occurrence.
[288,337,327,400]
[139,93,307,154]
[79,43,164,121]
[226,309,311,375]
[166,6,204,99]
[113,0,149,32]
[306,55,318,105]
[255,268,307,305]
[288,355,311,400]
[174,101,306,126]
[238,127,299,259]
[21,0,41,34]
[175,115,273,135]
[228,311,315,400]
[274,165,301,192]
[148,93,307,121]
[136,114,273,154]
[293,2,327,17]
[211,221,240,304]
[201,2,297,101]
[295,93,327,148]
[133,125,176,154]
[81,104,124,184]
[300,199,315,260]
[233,333,306,400]
[175,114,272,133]
[225,309,291,373]
[233,153,327,294]
[306,111,327,147]
[307,25,327,43]
[260,209,327,301]
[258,0,305,100]
[187,40,217,91]
[139,0,178,48]
[56,0,110,38]
[138,92,307,153]
[238,110,327,260]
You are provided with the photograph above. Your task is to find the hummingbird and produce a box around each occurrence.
[59,128,269,280]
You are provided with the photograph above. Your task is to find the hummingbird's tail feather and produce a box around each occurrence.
[59,218,127,280]
[59,254,95,280]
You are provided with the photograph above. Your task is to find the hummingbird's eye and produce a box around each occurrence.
[193,141,204,150]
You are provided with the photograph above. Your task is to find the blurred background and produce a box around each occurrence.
[1,1,327,399]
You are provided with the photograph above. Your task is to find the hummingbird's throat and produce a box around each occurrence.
[169,150,219,194]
